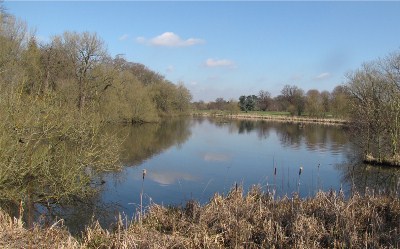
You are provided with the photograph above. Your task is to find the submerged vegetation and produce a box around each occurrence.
[1,187,400,248]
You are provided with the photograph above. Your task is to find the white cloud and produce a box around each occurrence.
[166,65,175,73]
[314,72,331,80]
[118,34,129,41]
[205,58,236,68]
[136,32,204,47]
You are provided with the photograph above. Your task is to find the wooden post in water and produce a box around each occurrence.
[298,166,303,194]
[140,169,146,223]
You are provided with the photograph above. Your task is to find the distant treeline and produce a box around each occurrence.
[192,85,350,118]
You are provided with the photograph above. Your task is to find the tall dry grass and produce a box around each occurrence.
[1,186,400,248]
[0,210,78,248]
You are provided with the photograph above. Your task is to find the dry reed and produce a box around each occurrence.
[1,186,400,248]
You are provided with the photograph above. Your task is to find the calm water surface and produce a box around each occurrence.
[100,118,369,214]
[60,117,400,232]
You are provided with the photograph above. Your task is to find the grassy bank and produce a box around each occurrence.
[193,111,349,125]
[1,187,399,248]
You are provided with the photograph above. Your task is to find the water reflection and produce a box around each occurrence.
[201,118,350,154]
[31,118,193,233]
[44,192,121,235]
[190,117,400,197]
[110,118,192,166]
[336,154,400,196]
[148,170,197,186]
[202,152,232,162]
[26,117,400,232]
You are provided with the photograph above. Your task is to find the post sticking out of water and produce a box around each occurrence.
[298,166,303,193]
[317,163,321,190]
[140,169,146,223]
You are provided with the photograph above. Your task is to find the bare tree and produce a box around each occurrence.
[330,85,350,118]
[281,84,305,116]
[54,31,107,109]
[257,90,272,111]
[346,51,400,165]
[305,89,322,117]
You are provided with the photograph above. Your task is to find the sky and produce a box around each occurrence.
[3,1,400,101]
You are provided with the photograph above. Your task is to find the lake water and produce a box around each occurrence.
[61,117,400,232]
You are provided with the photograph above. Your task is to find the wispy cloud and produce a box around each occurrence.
[118,34,129,41]
[205,58,236,68]
[166,65,175,73]
[314,72,331,81]
[136,32,204,47]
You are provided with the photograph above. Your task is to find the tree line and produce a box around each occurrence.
[1,13,192,124]
[193,84,351,118]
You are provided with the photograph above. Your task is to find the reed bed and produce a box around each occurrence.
[1,186,400,248]
[0,210,78,248]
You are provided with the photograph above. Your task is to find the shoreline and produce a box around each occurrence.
[363,154,400,168]
[2,187,399,248]
[192,112,349,126]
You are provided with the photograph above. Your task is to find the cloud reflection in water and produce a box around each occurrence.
[203,152,232,162]
[148,170,197,186]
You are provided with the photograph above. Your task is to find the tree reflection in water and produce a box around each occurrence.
[17,117,400,233]
[201,117,400,197]
[19,118,193,233]
[112,118,192,166]
[204,117,350,152]
[336,154,400,197]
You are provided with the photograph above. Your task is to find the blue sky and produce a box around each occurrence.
[4,1,400,101]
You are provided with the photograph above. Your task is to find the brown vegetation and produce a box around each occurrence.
[193,112,349,126]
[1,187,400,248]
[0,5,193,223]
[346,50,400,166]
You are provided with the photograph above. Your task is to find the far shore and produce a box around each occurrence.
[192,111,349,126]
